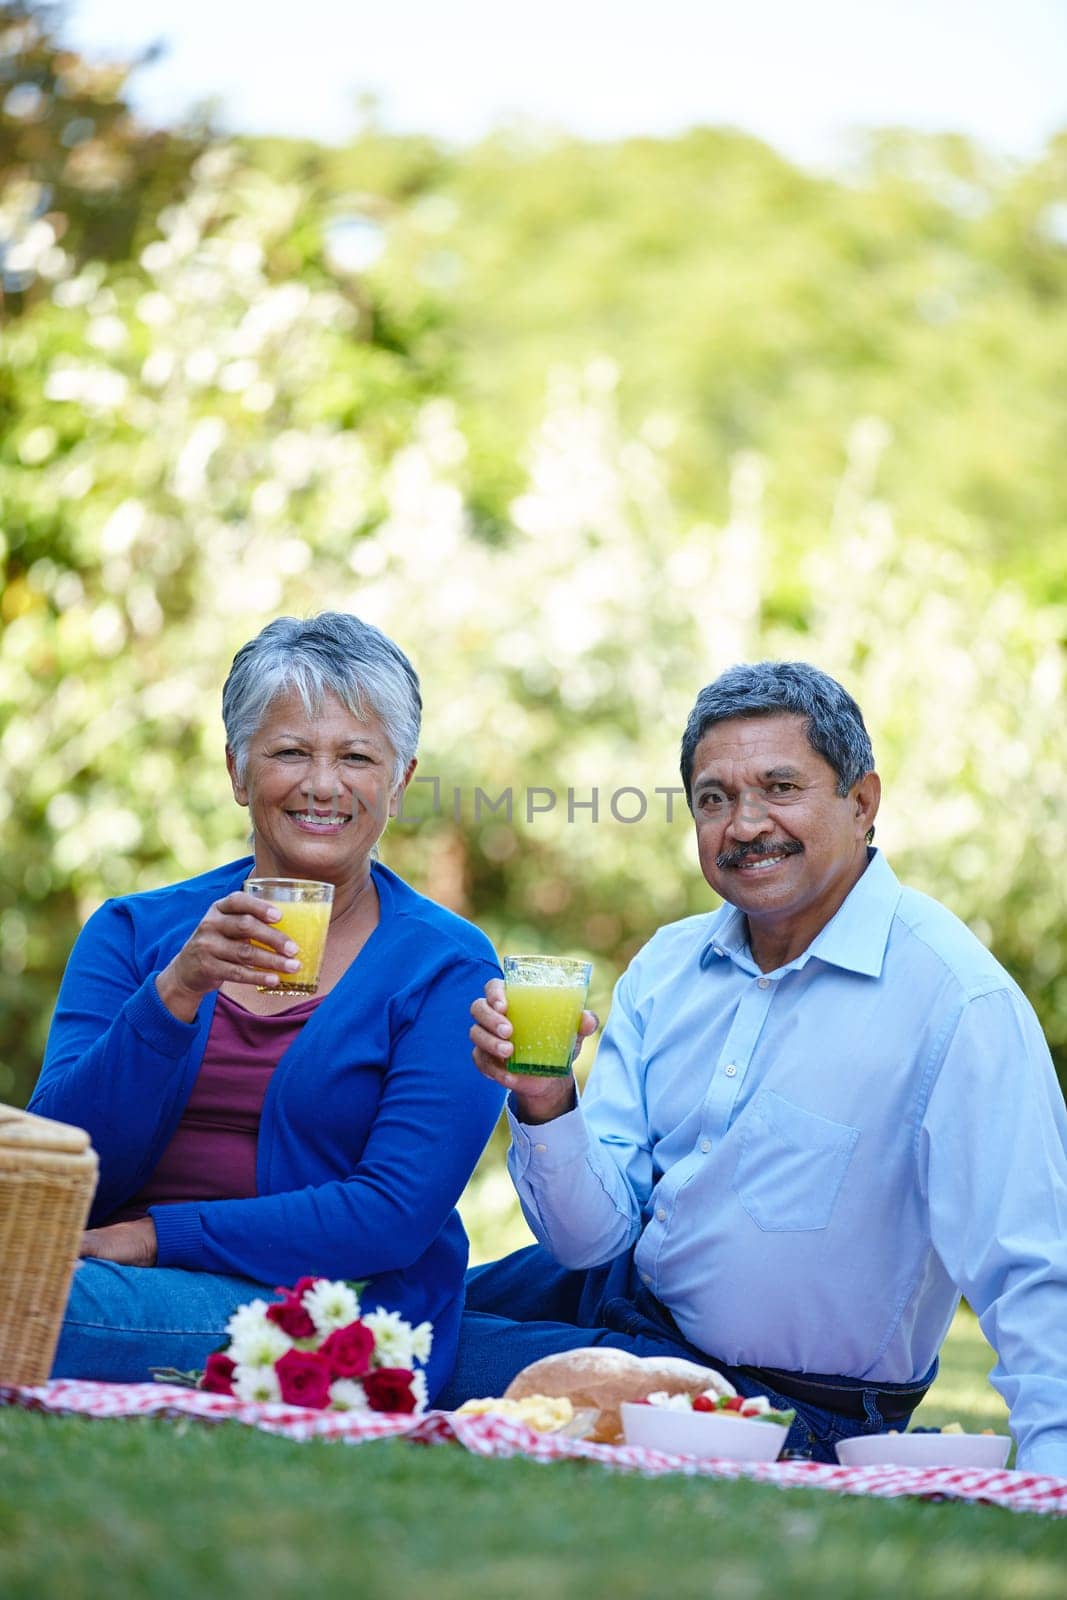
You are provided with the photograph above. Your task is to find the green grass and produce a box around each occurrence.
[1,1310,1062,1600]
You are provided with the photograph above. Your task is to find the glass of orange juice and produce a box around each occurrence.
[245,878,334,994]
[502,955,592,1076]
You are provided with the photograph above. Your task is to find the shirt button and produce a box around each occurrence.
[757,977,771,989]
[700,1139,711,1153]
[533,1143,547,1153]
[655,1207,667,1222]
[641,1272,652,1285]
[724,1063,737,1077]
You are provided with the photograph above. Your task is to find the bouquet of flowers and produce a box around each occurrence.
[197,1276,433,1413]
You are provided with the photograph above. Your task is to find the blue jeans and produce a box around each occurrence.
[51,1258,272,1381]
[437,1245,929,1464]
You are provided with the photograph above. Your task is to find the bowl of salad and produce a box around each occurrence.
[621,1390,795,1462]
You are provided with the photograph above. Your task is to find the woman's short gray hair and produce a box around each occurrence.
[680,661,875,802]
[222,613,422,783]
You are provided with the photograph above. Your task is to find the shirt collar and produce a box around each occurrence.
[700,902,749,969]
[699,848,901,979]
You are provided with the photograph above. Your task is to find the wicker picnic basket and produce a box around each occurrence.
[0,1103,99,1385]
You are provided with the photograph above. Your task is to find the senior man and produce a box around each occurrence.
[442,661,1067,1474]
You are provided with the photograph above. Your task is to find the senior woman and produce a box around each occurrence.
[29,612,504,1402]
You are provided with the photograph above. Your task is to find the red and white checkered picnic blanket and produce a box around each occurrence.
[3,1380,1065,1517]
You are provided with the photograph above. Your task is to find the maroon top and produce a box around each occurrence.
[109,991,324,1222]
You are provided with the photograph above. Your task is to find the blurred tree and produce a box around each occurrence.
[0,0,202,317]
[422,124,1067,605]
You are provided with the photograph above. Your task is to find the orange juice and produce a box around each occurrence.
[245,877,334,994]
[260,898,331,993]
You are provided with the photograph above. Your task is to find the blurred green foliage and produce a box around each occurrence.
[0,6,1064,1261]
[0,2,203,316]
[265,116,1067,603]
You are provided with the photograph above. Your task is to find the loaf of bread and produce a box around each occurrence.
[503,1347,735,1443]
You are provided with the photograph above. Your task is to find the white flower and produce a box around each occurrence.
[229,1323,293,1369]
[233,1364,282,1403]
[362,1307,415,1368]
[225,1298,271,1343]
[410,1321,434,1364]
[225,1301,292,1368]
[411,1369,429,1414]
[302,1279,361,1335]
[329,1379,370,1412]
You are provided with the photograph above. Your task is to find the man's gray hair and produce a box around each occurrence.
[222,612,422,783]
[680,661,875,802]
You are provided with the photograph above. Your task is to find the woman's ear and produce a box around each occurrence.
[226,747,249,807]
[388,756,418,819]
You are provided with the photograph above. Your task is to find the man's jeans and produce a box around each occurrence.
[437,1244,931,1463]
[51,1258,270,1381]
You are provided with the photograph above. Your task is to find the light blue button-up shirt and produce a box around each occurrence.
[508,851,1067,1475]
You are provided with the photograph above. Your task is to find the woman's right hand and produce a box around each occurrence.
[470,978,598,1125]
[155,891,303,1021]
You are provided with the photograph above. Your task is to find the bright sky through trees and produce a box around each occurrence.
[69,0,1065,167]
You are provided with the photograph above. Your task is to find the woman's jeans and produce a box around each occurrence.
[50,1258,272,1381]
[436,1244,934,1464]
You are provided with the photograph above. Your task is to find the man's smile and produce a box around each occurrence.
[716,840,804,872]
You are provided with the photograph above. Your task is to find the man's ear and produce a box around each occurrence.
[388,756,418,819]
[226,747,248,807]
[852,770,881,840]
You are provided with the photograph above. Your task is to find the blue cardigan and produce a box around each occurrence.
[31,856,505,1401]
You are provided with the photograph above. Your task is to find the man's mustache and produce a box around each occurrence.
[716,840,805,870]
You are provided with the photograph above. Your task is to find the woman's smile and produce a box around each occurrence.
[287,808,352,832]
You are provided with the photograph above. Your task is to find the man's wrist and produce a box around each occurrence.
[511,1077,578,1125]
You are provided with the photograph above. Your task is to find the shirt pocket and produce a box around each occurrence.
[732,1088,859,1232]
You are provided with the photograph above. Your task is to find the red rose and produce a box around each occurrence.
[290,1276,322,1298]
[201,1352,236,1395]
[320,1320,375,1379]
[266,1295,317,1339]
[363,1366,418,1414]
[275,1348,333,1409]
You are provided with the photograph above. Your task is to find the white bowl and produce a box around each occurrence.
[620,1402,787,1462]
[835,1431,1011,1469]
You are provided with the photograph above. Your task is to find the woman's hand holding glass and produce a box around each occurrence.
[155,891,303,1021]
